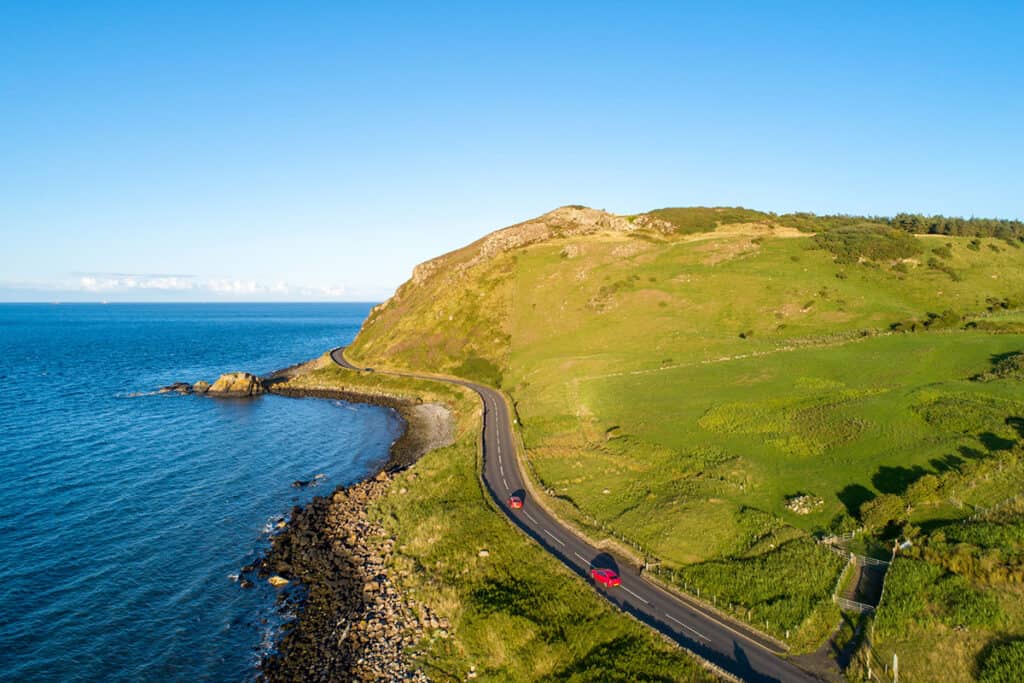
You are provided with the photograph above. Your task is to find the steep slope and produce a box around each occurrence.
[348,206,638,383]
[346,205,1024,670]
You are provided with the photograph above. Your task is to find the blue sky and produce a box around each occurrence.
[1,2,1021,301]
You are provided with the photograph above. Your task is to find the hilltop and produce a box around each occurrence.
[344,205,1024,680]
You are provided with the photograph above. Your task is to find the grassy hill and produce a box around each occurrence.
[347,205,1024,678]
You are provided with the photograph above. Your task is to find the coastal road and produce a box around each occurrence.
[331,348,822,683]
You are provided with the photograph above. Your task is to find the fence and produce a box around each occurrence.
[834,596,876,614]
[967,492,1023,522]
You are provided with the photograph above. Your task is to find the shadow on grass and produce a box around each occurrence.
[539,634,678,683]
[838,484,875,518]
[979,431,1016,451]
[1007,416,1024,439]
[872,465,927,495]
[930,452,965,472]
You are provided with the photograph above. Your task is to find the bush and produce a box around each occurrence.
[860,494,906,531]
[672,537,844,637]
[454,355,503,387]
[973,352,1024,382]
[812,225,923,264]
[875,558,1001,640]
[645,207,771,234]
[978,639,1024,683]
[927,257,962,281]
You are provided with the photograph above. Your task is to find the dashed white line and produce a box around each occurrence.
[665,614,709,641]
[574,552,589,564]
[622,586,649,604]
[543,529,565,546]
[525,512,538,523]
[502,476,509,490]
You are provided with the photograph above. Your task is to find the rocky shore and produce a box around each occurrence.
[253,469,442,682]
[164,364,455,680]
[247,385,454,682]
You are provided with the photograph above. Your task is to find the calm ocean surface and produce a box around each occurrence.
[0,303,401,682]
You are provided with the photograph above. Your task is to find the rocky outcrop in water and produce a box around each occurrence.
[208,372,265,397]
[158,382,193,394]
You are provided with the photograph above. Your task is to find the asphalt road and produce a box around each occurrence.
[331,347,822,683]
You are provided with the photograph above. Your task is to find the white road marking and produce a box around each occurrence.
[543,529,565,546]
[499,464,505,476]
[502,477,509,490]
[574,552,589,564]
[665,614,709,641]
[622,586,649,604]
[525,512,538,523]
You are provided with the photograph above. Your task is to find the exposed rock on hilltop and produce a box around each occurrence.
[410,205,634,285]
[208,372,265,396]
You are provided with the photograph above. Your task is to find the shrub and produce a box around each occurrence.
[672,536,844,637]
[645,207,771,234]
[979,638,1024,683]
[927,257,962,281]
[454,355,503,387]
[875,558,1001,640]
[973,352,1024,382]
[860,493,906,531]
[812,225,923,264]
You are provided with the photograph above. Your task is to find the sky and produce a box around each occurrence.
[1,1,1022,301]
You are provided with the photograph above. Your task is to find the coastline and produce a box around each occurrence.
[268,385,450,471]
[252,381,453,681]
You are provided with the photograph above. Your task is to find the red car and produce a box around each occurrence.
[591,568,621,587]
[508,495,523,509]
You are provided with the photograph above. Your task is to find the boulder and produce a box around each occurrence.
[158,382,192,394]
[192,380,211,394]
[208,372,265,397]
[268,575,289,587]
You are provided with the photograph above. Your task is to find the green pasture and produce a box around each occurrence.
[346,208,1024,666]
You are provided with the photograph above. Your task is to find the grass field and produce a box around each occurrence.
[346,206,1024,673]
[277,362,713,681]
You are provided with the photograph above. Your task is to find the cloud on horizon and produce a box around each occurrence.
[0,272,351,300]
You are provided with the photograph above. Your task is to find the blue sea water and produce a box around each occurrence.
[0,303,401,682]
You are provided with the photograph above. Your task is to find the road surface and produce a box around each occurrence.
[331,347,822,683]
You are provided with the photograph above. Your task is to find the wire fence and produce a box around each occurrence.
[834,596,876,614]
[967,492,1023,522]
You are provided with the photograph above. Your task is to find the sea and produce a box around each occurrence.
[0,303,402,682]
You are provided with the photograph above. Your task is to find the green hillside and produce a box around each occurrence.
[348,206,1024,679]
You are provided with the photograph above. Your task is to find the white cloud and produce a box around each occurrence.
[206,279,263,294]
[69,273,347,299]
[79,275,198,291]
